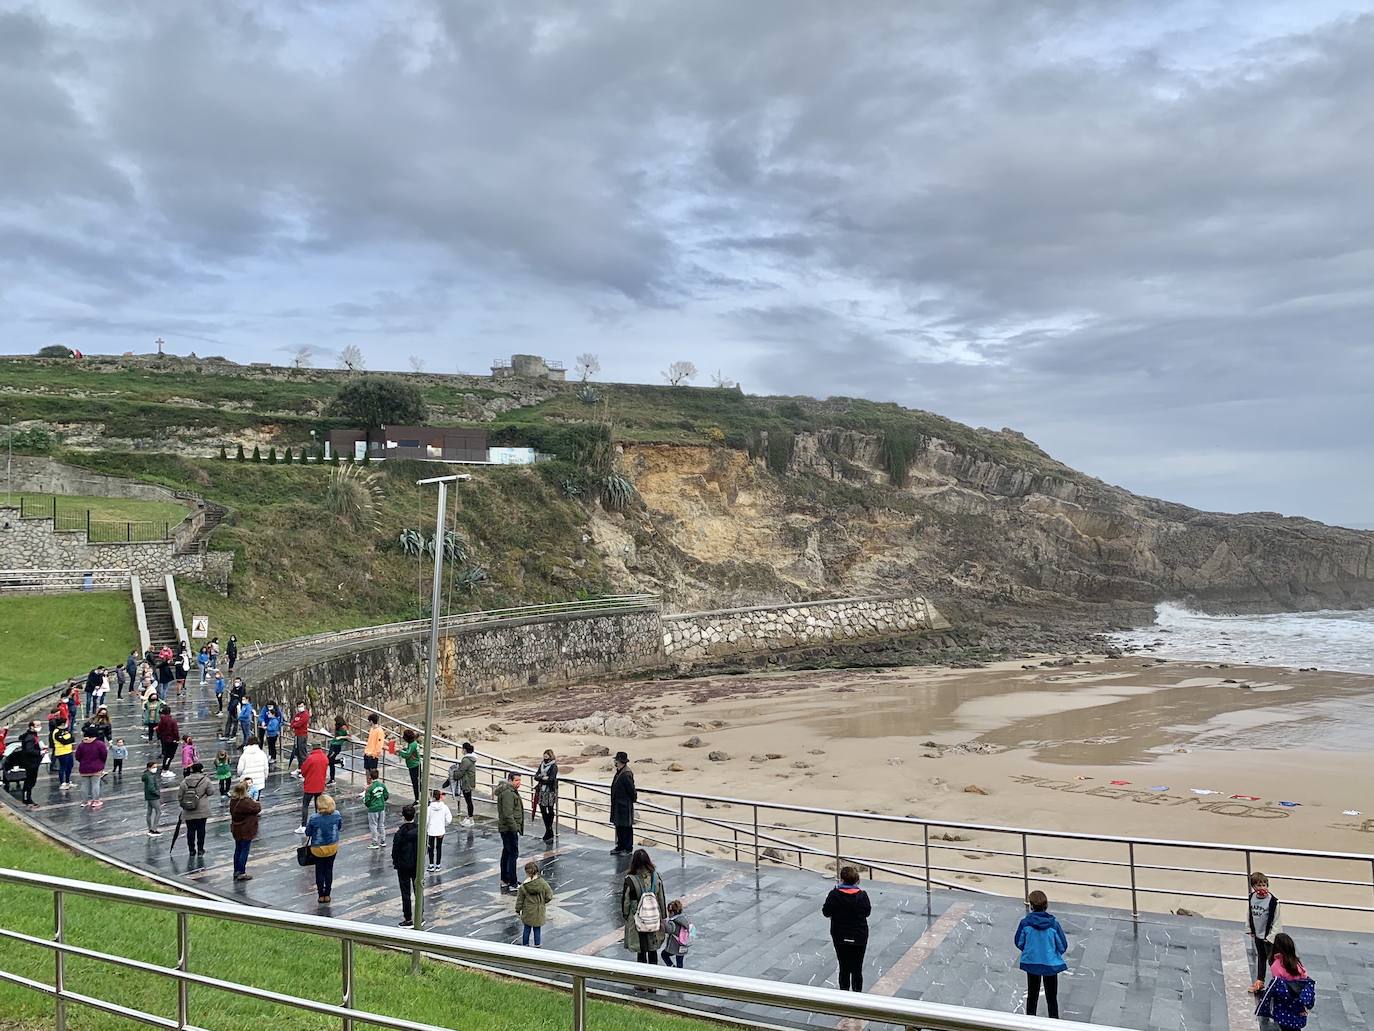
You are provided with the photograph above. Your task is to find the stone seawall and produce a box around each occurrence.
[662,595,947,661]
[255,607,664,712]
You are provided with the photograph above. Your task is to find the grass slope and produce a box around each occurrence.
[0,812,718,1031]
[0,593,135,707]
[0,493,190,526]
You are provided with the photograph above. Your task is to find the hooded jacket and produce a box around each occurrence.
[822,884,872,942]
[236,744,269,789]
[495,779,524,833]
[1259,964,1315,1030]
[516,875,554,927]
[230,796,262,841]
[301,748,329,794]
[74,738,107,776]
[156,713,179,744]
[392,821,418,872]
[1014,911,1069,975]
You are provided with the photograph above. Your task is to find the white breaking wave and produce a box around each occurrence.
[1114,603,1374,675]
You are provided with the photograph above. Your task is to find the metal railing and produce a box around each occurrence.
[350,701,1374,927]
[0,867,1109,1031]
[17,494,173,542]
[0,567,132,593]
[249,595,660,662]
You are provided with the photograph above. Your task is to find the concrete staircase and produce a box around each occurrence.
[140,583,178,651]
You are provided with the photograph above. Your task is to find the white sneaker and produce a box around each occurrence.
[368,843,380,850]
[296,826,307,834]
[460,817,473,827]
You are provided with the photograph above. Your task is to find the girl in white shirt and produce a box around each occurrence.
[426,789,453,871]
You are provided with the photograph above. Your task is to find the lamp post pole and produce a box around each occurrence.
[411,473,470,956]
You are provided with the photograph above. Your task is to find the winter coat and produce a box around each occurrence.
[181,742,197,769]
[1258,970,1315,1030]
[290,709,311,739]
[16,730,42,770]
[621,870,667,952]
[456,754,476,793]
[142,769,161,800]
[1014,911,1069,976]
[236,745,269,789]
[610,766,637,826]
[426,799,453,838]
[534,759,559,808]
[823,885,872,943]
[516,875,554,927]
[495,780,524,833]
[392,822,418,872]
[229,796,262,841]
[177,771,214,820]
[263,711,282,738]
[83,718,113,742]
[663,913,692,956]
[306,811,342,857]
[74,739,107,776]
[301,749,328,794]
[156,714,179,744]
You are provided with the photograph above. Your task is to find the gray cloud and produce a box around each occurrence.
[1,1,1371,522]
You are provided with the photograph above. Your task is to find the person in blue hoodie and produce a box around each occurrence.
[1014,890,1068,1018]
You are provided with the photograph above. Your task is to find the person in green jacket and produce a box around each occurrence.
[446,742,477,827]
[363,768,389,848]
[214,750,233,802]
[515,860,554,946]
[141,761,162,836]
[327,716,349,784]
[494,771,524,891]
[399,729,421,801]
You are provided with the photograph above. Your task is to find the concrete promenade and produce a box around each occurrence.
[4,677,1369,1029]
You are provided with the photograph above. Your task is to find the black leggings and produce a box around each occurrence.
[160,740,177,772]
[428,836,443,865]
[462,791,473,817]
[833,936,866,992]
[540,804,555,837]
[636,950,659,964]
[1254,938,1272,982]
[185,818,206,855]
[408,765,421,800]
[1026,973,1059,1018]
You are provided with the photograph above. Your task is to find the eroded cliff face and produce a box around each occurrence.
[591,433,1374,615]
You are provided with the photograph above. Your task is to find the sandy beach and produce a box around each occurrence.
[437,656,1374,925]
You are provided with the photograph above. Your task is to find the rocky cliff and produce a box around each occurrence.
[593,430,1374,616]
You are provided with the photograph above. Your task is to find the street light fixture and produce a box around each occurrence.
[411,472,471,951]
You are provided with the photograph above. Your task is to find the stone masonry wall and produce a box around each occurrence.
[0,507,230,592]
[4,455,192,503]
[256,608,664,713]
[662,595,947,661]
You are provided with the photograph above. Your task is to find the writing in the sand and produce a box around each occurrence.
[1009,775,1289,819]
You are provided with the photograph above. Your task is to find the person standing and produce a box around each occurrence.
[74,729,108,809]
[363,767,389,848]
[610,751,636,856]
[237,693,256,747]
[225,678,247,738]
[142,760,163,834]
[177,762,214,858]
[1258,933,1316,1031]
[304,794,342,905]
[287,702,311,776]
[515,860,553,947]
[262,703,281,763]
[393,804,419,927]
[196,646,209,686]
[363,713,385,775]
[156,706,180,777]
[236,740,269,801]
[84,668,101,717]
[1247,871,1283,994]
[399,729,422,801]
[51,722,75,792]
[1014,890,1068,1018]
[228,780,261,882]
[125,649,139,697]
[823,866,872,992]
[447,742,476,827]
[327,716,348,784]
[297,744,329,833]
[115,661,127,700]
[226,634,238,673]
[425,788,452,871]
[534,749,558,843]
[495,771,524,892]
[621,849,668,966]
[143,681,161,742]
[16,722,43,807]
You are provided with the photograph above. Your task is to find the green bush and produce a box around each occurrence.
[219,446,228,460]
[268,447,277,464]
[880,426,927,488]
[283,448,293,464]
[765,429,794,475]
[6,427,54,454]
[251,446,261,463]
[236,444,245,462]
[36,344,73,358]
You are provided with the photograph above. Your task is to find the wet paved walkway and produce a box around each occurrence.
[4,677,1371,1029]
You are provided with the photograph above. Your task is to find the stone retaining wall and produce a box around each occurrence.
[662,595,946,661]
[256,607,663,712]
[0,507,230,592]
[3,455,193,504]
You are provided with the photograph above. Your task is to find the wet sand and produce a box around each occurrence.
[439,656,1374,925]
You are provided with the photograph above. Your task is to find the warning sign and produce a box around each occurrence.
[191,615,210,639]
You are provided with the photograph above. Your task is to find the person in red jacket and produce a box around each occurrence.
[287,703,311,777]
[297,745,329,832]
[156,706,180,778]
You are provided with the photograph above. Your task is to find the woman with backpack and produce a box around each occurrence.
[1257,933,1316,1030]
[621,848,668,969]
[177,762,214,858]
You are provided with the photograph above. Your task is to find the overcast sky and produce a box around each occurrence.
[3,2,1372,525]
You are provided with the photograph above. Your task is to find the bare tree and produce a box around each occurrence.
[711,369,736,389]
[338,344,366,372]
[408,355,426,373]
[575,352,601,382]
[292,344,315,369]
[662,360,697,386]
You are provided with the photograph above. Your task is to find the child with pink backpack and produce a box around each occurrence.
[660,899,693,968]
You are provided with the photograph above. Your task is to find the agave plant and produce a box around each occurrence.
[455,564,489,592]
[599,473,638,512]
[560,478,584,499]
[424,529,468,563]
[397,528,425,556]
[324,463,384,533]
[575,383,601,405]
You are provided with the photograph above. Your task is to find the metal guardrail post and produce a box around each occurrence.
[341,938,355,1031]
[923,824,931,894]
[1128,843,1138,917]
[833,814,841,875]
[53,890,66,1031]
[571,974,586,1031]
[571,782,579,835]
[753,805,760,874]
[1021,833,1030,903]
[678,796,685,855]
[176,911,189,1028]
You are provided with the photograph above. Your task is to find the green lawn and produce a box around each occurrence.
[0,492,191,526]
[0,593,136,707]
[0,813,719,1031]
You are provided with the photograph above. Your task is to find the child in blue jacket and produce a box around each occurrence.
[1014,890,1068,1018]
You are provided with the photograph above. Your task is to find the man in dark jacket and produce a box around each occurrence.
[13,722,44,806]
[226,635,238,672]
[494,771,524,891]
[609,751,636,855]
[392,804,419,927]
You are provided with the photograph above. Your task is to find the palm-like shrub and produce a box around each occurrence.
[323,463,383,533]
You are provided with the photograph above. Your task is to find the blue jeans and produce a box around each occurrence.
[522,924,541,946]
[58,754,73,786]
[233,839,252,876]
[499,830,519,886]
